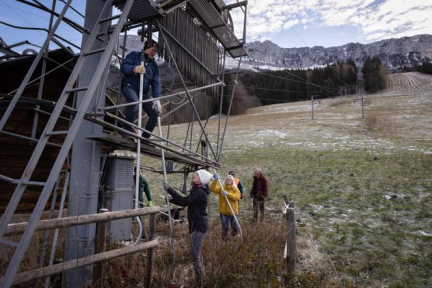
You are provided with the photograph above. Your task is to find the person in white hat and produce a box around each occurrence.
[164,169,213,285]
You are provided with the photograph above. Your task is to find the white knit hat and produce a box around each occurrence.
[196,170,212,185]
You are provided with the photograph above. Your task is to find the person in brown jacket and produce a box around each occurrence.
[249,168,268,222]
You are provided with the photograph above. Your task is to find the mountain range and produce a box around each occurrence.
[240,34,432,72]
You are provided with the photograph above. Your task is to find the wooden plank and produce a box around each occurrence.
[9,239,159,286]
[4,207,161,236]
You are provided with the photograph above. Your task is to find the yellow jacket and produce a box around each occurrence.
[210,180,241,215]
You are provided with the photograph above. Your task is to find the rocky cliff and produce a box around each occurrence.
[244,34,432,72]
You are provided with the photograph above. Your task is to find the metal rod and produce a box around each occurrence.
[217,51,227,154]
[0,130,62,148]
[311,95,314,120]
[102,81,223,111]
[31,0,57,140]
[217,53,243,161]
[114,30,128,126]
[158,115,176,280]
[133,50,146,244]
[103,112,218,165]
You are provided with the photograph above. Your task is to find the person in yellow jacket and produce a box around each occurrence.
[210,174,241,240]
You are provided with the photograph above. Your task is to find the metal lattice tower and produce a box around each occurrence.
[0,0,247,287]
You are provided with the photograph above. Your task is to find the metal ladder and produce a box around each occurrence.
[0,0,134,286]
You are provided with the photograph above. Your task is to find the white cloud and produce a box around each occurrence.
[226,0,432,45]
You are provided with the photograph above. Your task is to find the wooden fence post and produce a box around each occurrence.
[94,208,108,287]
[145,213,156,288]
[286,207,296,276]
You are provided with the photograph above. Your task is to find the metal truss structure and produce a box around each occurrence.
[0,0,247,287]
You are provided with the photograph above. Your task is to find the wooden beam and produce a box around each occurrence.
[4,206,161,236]
[8,239,159,286]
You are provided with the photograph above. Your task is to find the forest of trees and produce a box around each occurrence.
[237,60,358,106]
[362,57,388,93]
[417,61,432,74]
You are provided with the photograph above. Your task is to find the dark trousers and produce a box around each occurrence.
[121,84,158,138]
[220,213,239,240]
[253,198,265,222]
[190,231,207,284]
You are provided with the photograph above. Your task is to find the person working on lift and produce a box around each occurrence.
[120,40,161,139]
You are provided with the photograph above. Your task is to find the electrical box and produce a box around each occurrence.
[103,155,135,243]
[103,155,134,191]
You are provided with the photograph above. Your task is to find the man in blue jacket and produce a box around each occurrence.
[120,40,161,139]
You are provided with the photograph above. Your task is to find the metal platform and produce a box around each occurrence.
[87,133,220,169]
[188,0,247,58]
[113,0,189,22]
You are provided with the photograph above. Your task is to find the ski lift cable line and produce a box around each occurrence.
[255,70,339,92]
[225,84,339,94]
[0,2,49,20]
[0,20,81,50]
[0,0,46,38]
[255,71,340,97]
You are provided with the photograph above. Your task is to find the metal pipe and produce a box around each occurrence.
[103,112,219,165]
[217,51,227,154]
[217,52,243,160]
[102,81,223,111]
[0,130,62,148]
[32,0,57,139]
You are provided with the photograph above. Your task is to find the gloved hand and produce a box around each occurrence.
[221,190,228,197]
[212,173,220,180]
[153,99,162,113]
[133,65,145,74]
[163,183,170,191]
[147,200,152,207]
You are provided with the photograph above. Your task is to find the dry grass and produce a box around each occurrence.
[2,72,432,287]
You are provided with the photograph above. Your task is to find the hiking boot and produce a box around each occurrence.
[122,133,136,142]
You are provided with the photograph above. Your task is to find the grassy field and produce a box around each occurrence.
[136,72,432,287]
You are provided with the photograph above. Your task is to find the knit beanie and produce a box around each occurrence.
[196,170,212,185]
[144,40,158,50]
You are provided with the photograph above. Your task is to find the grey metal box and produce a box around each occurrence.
[104,189,133,243]
[103,155,135,243]
[103,155,134,192]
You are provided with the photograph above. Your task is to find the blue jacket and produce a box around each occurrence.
[120,51,160,98]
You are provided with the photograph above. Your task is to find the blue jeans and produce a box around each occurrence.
[220,213,239,240]
[121,84,158,138]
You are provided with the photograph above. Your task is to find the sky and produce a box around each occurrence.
[227,0,432,48]
[0,0,432,54]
